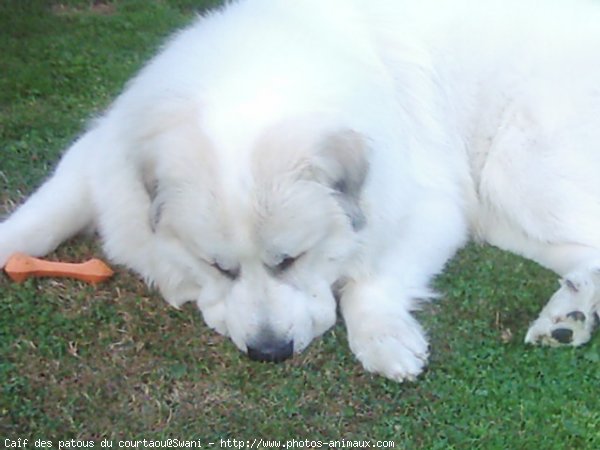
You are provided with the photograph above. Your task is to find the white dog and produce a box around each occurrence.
[1,0,600,381]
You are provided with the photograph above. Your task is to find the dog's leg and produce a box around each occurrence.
[523,244,600,346]
[341,278,431,381]
[340,191,468,381]
[472,91,600,346]
[0,131,97,267]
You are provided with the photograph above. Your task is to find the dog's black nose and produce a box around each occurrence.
[247,339,294,363]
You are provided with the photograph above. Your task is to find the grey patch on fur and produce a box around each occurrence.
[565,278,579,292]
[320,130,370,231]
[334,190,367,231]
[140,164,163,233]
[148,197,164,233]
[566,311,586,322]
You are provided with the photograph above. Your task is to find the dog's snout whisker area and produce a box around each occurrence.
[247,339,294,363]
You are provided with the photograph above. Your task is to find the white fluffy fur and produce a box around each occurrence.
[2,0,600,381]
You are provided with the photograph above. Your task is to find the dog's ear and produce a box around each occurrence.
[312,129,370,231]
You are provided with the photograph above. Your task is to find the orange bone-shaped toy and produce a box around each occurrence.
[4,253,114,285]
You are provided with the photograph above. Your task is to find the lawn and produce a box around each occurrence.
[1,1,599,448]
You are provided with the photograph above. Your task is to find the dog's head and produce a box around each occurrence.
[142,115,370,361]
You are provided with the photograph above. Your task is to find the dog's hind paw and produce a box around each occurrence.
[525,310,599,347]
[525,272,600,347]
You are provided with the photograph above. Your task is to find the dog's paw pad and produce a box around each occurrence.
[550,328,573,344]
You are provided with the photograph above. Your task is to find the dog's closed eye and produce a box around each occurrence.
[276,255,297,272]
[268,253,304,274]
[212,261,240,281]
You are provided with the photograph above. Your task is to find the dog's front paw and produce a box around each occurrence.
[347,313,429,382]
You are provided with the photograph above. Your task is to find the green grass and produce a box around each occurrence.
[1,1,599,447]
